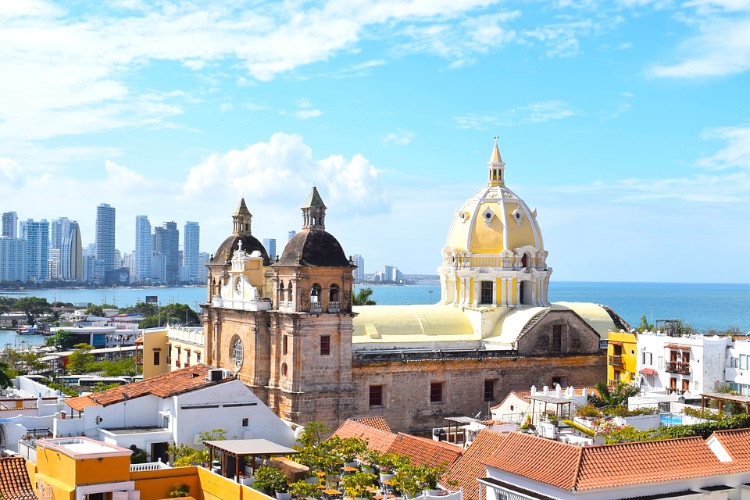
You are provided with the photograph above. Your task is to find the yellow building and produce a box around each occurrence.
[141,326,206,378]
[607,331,638,386]
[29,436,271,500]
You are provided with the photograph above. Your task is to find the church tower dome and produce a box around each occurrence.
[438,139,551,308]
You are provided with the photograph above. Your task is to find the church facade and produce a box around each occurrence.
[202,142,627,433]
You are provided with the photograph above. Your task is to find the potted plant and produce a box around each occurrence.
[167,484,191,498]
[376,453,408,482]
[392,465,422,498]
[417,464,446,495]
[342,471,377,500]
[338,437,367,468]
[253,466,290,500]
[289,480,321,500]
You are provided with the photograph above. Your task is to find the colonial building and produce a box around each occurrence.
[203,141,628,433]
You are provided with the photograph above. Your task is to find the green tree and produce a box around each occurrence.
[0,361,13,389]
[353,288,376,306]
[85,304,105,317]
[169,428,227,466]
[588,382,639,409]
[45,330,78,350]
[138,303,201,329]
[120,301,159,317]
[15,296,51,325]
[67,344,95,374]
[637,314,652,332]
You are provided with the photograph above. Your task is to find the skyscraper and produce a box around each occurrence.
[50,217,72,250]
[262,238,276,261]
[352,254,364,282]
[152,222,179,283]
[60,221,82,281]
[134,215,151,282]
[0,236,26,282]
[96,203,116,271]
[184,221,200,283]
[288,230,296,241]
[2,212,17,238]
[19,219,49,281]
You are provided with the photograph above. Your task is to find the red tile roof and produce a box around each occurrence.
[0,457,37,500]
[353,417,391,433]
[441,429,506,500]
[66,364,230,411]
[710,428,750,468]
[388,433,463,469]
[484,432,731,492]
[332,420,462,469]
[332,419,398,453]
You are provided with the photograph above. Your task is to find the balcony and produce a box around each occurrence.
[609,355,623,367]
[666,362,690,375]
[309,302,322,313]
[328,301,340,313]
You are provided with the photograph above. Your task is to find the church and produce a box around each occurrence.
[202,140,628,433]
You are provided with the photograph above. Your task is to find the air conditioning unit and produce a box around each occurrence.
[208,369,224,382]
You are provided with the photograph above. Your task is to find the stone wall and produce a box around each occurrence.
[517,310,601,356]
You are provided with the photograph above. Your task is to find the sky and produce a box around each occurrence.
[2,0,750,283]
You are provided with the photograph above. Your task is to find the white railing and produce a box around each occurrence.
[310,302,322,313]
[167,326,205,346]
[328,301,340,313]
[212,297,272,311]
[130,460,170,472]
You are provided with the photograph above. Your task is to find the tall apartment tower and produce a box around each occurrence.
[50,217,72,250]
[19,219,50,281]
[96,203,116,271]
[153,222,179,283]
[184,221,200,283]
[2,212,17,238]
[135,216,151,282]
[60,221,82,281]
[263,238,277,261]
[288,230,296,242]
[0,236,26,282]
[352,254,364,282]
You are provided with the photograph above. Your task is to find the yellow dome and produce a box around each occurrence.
[445,142,543,255]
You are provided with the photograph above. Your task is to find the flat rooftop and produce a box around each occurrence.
[37,437,131,459]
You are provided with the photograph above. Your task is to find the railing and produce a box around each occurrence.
[607,379,621,387]
[669,388,685,395]
[310,302,322,313]
[130,461,170,472]
[609,355,623,367]
[666,362,690,375]
[328,301,340,313]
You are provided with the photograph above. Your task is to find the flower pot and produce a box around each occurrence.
[362,467,375,474]
[427,489,441,496]
[345,461,358,468]
[276,493,292,500]
[305,476,319,484]
[379,473,394,483]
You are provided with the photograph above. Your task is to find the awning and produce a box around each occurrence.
[640,368,658,375]
[664,344,691,350]
[608,341,623,346]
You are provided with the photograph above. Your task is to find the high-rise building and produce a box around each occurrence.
[263,238,276,261]
[152,222,179,283]
[134,215,151,282]
[60,221,82,281]
[19,219,49,281]
[96,203,116,271]
[2,212,18,238]
[49,248,61,280]
[50,217,72,250]
[184,221,200,283]
[198,252,210,282]
[288,230,296,241]
[352,254,365,282]
[0,236,26,282]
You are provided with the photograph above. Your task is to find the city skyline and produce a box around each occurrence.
[1,1,750,282]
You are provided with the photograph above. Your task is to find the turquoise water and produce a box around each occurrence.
[660,414,683,426]
[2,281,749,347]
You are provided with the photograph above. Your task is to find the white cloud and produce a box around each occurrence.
[454,100,574,129]
[295,109,324,119]
[384,130,415,145]
[697,126,750,170]
[182,133,389,215]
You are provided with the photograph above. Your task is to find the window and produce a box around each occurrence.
[320,335,331,356]
[369,385,383,407]
[552,325,563,353]
[642,352,653,365]
[281,363,288,378]
[730,357,738,368]
[480,281,493,305]
[153,350,160,366]
[185,349,191,367]
[484,379,495,402]
[741,354,749,370]
[283,335,288,355]
[242,417,249,427]
[430,382,443,403]
[231,336,244,369]
[682,379,690,392]
[175,347,181,367]
[196,351,201,364]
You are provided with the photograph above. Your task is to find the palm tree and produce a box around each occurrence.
[589,381,639,409]
[0,362,13,389]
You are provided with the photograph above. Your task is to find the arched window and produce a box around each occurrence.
[310,284,322,312]
[287,281,293,302]
[521,254,528,268]
[231,336,244,370]
[329,284,340,303]
[329,284,340,312]
[279,281,285,295]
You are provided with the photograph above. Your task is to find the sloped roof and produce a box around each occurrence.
[353,417,391,432]
[441,429,506,500]
[0,457,37,500]
[484,432,730,492]
[710,428,750,468]
[388,433,463,469]
[332,419,398,453]
[66,364,231,411]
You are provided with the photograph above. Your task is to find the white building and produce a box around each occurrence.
[60,365,297,462]
[636,333,731,396]
[0,236,27,282]
[184,221,200,283]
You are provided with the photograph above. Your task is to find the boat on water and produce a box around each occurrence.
[16,326,50,335]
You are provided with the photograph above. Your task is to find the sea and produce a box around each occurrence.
[2,281,749,347]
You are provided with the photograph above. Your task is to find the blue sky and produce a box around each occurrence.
[1,0,750,282]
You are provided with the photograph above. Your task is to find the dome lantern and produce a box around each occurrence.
[232,198,253,236]
[301,186,327,231]
[488,137,506,187]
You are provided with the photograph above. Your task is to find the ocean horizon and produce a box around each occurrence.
[2,281,748,347]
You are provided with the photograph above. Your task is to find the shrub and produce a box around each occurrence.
[168,484,190,498]
[289,480,321,499]
[253,466,289,494]
[576,405,602,419]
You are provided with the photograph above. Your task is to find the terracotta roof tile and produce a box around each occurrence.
[353,417,392,433]
[66,364,229,412]
[0,457,37,500]
[485,432,733,492]
[709,428,750,468]
[441,429,506,500]
[388,434,463,469]
[332,420,398,453]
